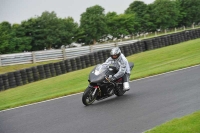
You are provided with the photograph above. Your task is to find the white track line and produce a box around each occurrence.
[0,92,83,113]
[1,64,200,113]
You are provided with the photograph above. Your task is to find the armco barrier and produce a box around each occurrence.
[0,29,200,91]
[0,40,138,66]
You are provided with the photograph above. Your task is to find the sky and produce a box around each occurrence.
[0,0,155,24]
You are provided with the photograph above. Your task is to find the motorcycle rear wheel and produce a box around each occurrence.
[82,87,97,106]
[114,85,126,96]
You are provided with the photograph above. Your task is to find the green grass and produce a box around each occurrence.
[145,111,200,133]
[0,38,200,111]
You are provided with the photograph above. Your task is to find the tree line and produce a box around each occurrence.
[0,0,200,54]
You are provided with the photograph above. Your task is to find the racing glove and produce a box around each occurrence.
[108,76,116,82]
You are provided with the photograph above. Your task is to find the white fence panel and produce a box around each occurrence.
[65,46,90,59]
[118,40,138,46]
[35,49,63,62]
[92,43,115,52]
[1,52,33,66]
[0,40,138,66]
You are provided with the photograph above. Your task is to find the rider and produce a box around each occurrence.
[103,47,130,91]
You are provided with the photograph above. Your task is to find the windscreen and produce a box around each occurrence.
[93,64,107,76]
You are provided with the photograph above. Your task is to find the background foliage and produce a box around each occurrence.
[0,0,200,54]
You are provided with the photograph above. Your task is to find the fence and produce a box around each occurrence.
[128,25,200,40]
[0,40,138,66]
[0,28,200,91]
[1,26,200,67]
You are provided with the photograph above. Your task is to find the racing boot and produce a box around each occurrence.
[123,82,130,91]
[123,73,130,91]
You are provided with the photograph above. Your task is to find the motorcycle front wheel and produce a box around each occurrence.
[82,86,97,106]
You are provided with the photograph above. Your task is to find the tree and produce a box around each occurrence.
[150,0,180,30]
[0,21,12,54]
[144,3,158,31]
[35,11,61,49]
[21,11,78,51]
[176,0,200,27]
[105,12,118,40]
[20,17,44,51]
[0,21,32,54]
[10,24,32,53]
[106,13,137,39]
[80,5,108,44]
[58,17,78,46]
[125,1,148,32]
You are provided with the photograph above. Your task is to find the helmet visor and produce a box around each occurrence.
[111,55,118,59]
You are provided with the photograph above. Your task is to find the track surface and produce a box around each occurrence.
[1,65,200,133]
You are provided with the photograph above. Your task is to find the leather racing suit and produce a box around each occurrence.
[103,53,130,90]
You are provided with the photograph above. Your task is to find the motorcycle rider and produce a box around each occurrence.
[103,47,130,91]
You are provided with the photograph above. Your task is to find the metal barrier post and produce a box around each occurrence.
[115,42,118,47]
[62,48,67,60]
[90,45,93,53]
[32,52,36,63]
[0,55,2,66]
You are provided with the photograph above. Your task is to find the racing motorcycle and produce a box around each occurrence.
[82,62,134,106]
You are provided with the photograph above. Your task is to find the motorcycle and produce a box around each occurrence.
[82,62,134,106]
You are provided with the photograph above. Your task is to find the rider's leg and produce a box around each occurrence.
[123,73,130,91]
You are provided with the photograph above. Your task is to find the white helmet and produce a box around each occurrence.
[110,47,121,59]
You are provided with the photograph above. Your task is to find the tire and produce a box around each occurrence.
[20,70,28,85]
[114,84,126,96]
[37,65,46,79]
[89,54,95,66]
[2,74,10,90]
[135,42,140,53]
[82,86,98,106]
[102,51,107,61]
[105,50,110,59]
[26,68,34,83]
[32,67,40,81]
[80,56,86,69]
[54,62,62,75]
[84,55,91,67]
[49,63,56,76]
[44,64,51,78]
[94,52,100,65]
[0,75,5,91]
[75,57,82,70]
[70,58,78,71]
[98,51,104,63]
[59,61,66,74]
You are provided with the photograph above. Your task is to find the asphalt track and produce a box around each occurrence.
[0,65,200,133]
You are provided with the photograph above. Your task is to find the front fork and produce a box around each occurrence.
[91,86,101,97]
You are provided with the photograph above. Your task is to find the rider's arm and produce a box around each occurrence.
[113,59,126,79]
[102,57,112,67]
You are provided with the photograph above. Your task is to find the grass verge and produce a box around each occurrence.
[145,111,200,133]
[0,38,200,111]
